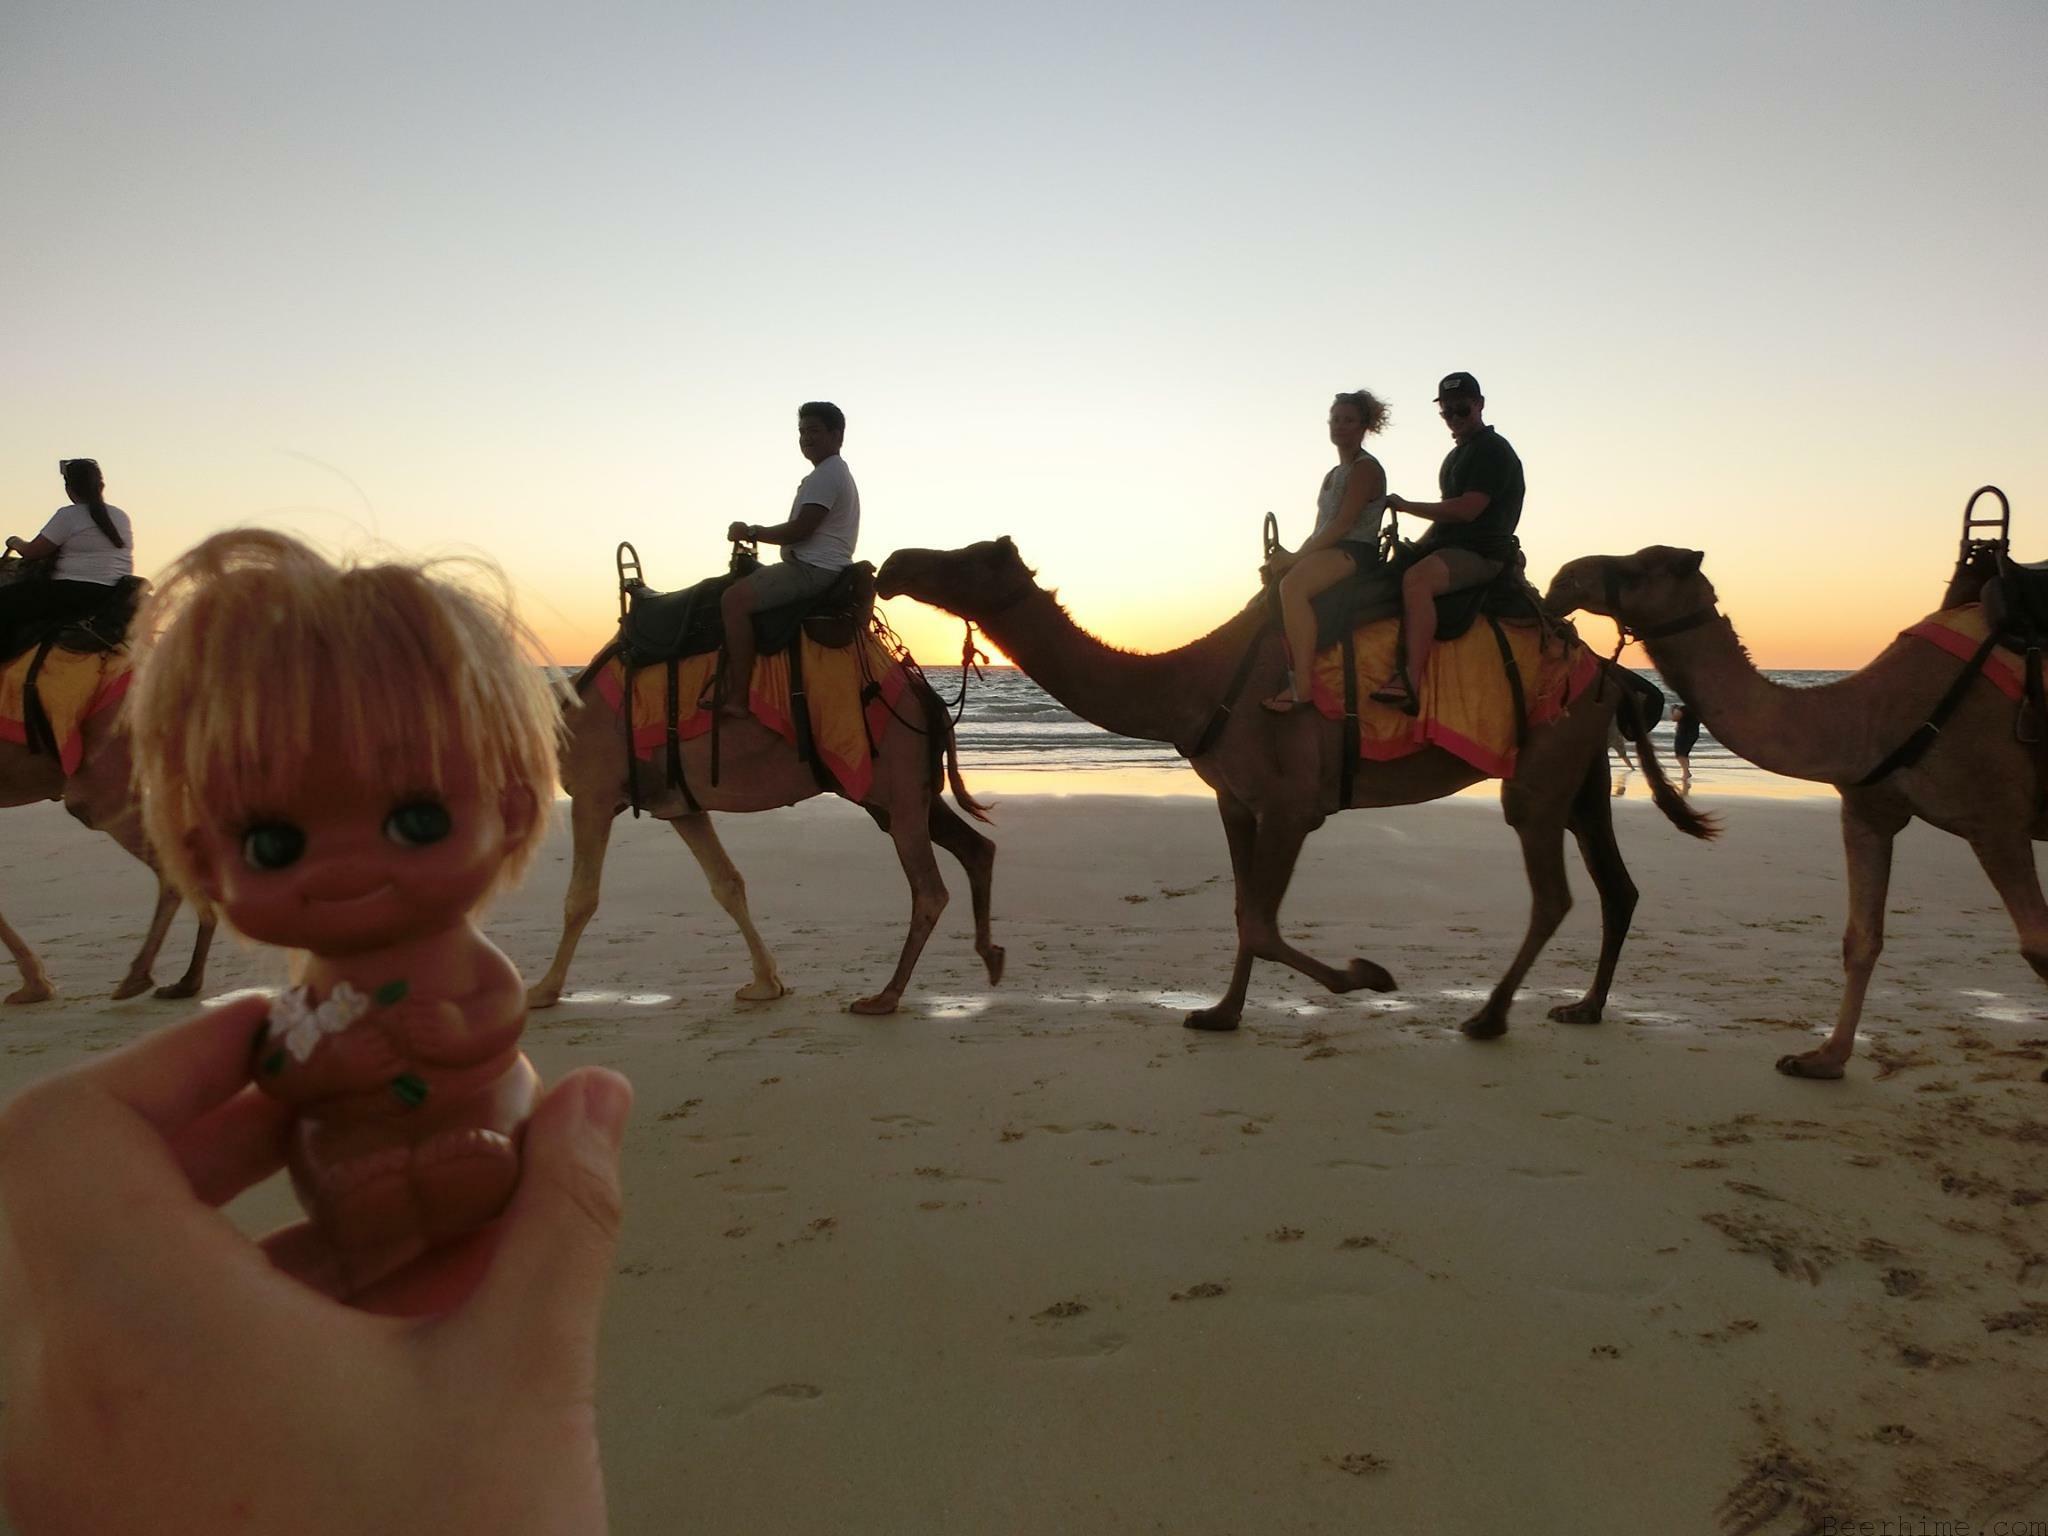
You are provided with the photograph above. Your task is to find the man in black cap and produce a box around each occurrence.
[1370,372,1524,713]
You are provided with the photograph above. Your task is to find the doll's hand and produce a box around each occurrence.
[0,997,633,1536]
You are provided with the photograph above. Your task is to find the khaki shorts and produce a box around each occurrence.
[1419,547,1505,593]
[748,556,843,609]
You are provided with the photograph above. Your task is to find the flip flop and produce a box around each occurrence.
[1774,1052,1845,1081]
[1368,674,1420,717]
[1261,693,1312,714]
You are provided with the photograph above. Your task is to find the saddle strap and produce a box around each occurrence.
[1486,616,1530,755]
[787,637,836,793]
[21,639,59,758]
[1184,592,1280,759]
[1339,630,1358,808]
[1854,628,2000,787]
[622,660,643,818]
[665,659,700,814]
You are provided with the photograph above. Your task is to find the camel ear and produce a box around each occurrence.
[995,536,1016,556]
[1676,549,1705,577]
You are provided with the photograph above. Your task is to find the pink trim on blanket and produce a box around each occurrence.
[1903,620,2023,702]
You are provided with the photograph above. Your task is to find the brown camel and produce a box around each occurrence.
[1546,544,2047,1080]
[529,652,1004,1015]
[1,708,215,1004]
[875,538,1714,1035]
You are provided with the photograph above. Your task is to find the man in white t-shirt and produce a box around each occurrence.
[717,401,861,718]
[1,458,137,656]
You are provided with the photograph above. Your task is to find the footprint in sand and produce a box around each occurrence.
[872,1112,935,1129]
[1507,1165,1586,1181]
[1021,1330,1128,1361]
[912,1166,1003,1185]
[1126,1173,1199,1187]
[712,1383,824,1419]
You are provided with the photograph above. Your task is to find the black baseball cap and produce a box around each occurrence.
[1433,372,1482,401]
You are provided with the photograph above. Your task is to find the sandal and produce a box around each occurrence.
[1369,670,1420,717]
[1261,692,1312,714]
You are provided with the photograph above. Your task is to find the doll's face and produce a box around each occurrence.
[185,753,534,957]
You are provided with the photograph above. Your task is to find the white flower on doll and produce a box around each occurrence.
[269,981,372,1063]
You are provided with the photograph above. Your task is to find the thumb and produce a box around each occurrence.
[459,1068,633,1388]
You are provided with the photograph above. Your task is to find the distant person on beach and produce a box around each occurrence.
[1260,390,1391,712]
[0,995,632,1535]
[720,401,860,718]
[1673,703,1700,791]
[1,458,134,655]
[1371,373,1524,714]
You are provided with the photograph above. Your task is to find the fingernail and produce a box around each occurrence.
[580,1071,634,1148]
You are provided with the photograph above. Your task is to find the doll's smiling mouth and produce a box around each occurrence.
[302,882,397,909]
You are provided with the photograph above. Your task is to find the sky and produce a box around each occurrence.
[4,0,2044,668]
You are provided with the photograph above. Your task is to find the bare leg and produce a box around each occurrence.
[1375,554,1450,708]
[1778,793,1906,1079]
[672,812,786,1002]
[1262,548,1357,710]
[1551,759,1638,1023]
[927,799,1004,985]
[526,793,619,1008]
[719,578,757,720]
[851,810,950,1016]
[110,876,183,1001]
[1186,793,1262,1031]
[0,910,53,1005]
[1461,796,1572,1039]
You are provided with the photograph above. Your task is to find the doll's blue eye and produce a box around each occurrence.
[242,822,306,871]
[384,800,452,847]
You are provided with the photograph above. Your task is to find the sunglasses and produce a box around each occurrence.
[1438,402,1474,421]
[58,458,99,474]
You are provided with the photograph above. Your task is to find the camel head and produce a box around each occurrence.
[875,537,1038,621]
[1544,546,1716,630]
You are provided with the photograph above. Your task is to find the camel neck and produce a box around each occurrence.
[980,589,1256,748]
[1645,614,1911,785]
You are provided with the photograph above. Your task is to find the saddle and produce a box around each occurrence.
[619,559,876,666]
[0,575,148,666]
[1309,548,1542,650]
[1982,553,2048,744]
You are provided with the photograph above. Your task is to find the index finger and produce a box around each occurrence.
[67,994,274,1136]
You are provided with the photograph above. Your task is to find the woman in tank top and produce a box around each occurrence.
[1,459,136,655]
[1259,390,1390,712]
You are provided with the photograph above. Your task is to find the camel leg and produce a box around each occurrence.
[110,877,183,1000]
[155,914,217,1001]
[1201,810,1396,1030]
[1,910,54,1005]
[1460,804,1573,1040]
[526,794,620,1009]
[1186,794,1262,1032]
[927,799,1004,986]
[672,812,786,1002]
[1550,760,1639,1024]
[1965,823,2048,976]
[1778,793,1905,1080]
[850,811,950,1017]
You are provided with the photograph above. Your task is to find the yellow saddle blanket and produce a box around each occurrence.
[1306,615,1601,779]
[591,630,913,802]
[1903,605,2027,701]
[0,647,131,774]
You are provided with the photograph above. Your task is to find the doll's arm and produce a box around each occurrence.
[381,956,527,1068]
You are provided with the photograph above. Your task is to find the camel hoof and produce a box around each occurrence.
[735,979,788,1003]
[524,986,562,1011]
[5,984,54,1006]
[1775,1051,1845,1081]
[1183,1007,1241,1032]
[1459,1012,1508,1040]
[982,945,1006,987]
[109,975,153,1002]
[153,980,202,1001]
[1547,1000,1603,1025]
[1343,958,1397,993]
[849,993,900,1016]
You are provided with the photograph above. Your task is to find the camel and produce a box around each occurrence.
[875,538,1714,1036]
[1545,544,2048,1080]
[529,648,1004,1015]
[1,707,215,1004]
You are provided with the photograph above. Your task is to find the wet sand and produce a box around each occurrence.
[2,793,2045,1533]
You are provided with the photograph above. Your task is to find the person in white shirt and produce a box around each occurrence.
[718,402,860,719]
[2,459,136,654]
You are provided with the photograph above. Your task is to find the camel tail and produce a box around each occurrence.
[1619,688,1719,842]
[914,674,993,824]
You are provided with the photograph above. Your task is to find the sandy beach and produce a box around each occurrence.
[3,789,2045,1534]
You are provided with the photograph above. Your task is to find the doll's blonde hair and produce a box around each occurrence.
[129,529,566,902]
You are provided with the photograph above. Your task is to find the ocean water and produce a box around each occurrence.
[928,664,1848,799]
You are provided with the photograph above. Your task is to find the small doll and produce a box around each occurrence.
[129,530,564,1286]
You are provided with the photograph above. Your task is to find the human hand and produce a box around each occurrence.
[726,520,751,543]
[1385,494,1408,513]
[0,996,633,1536]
